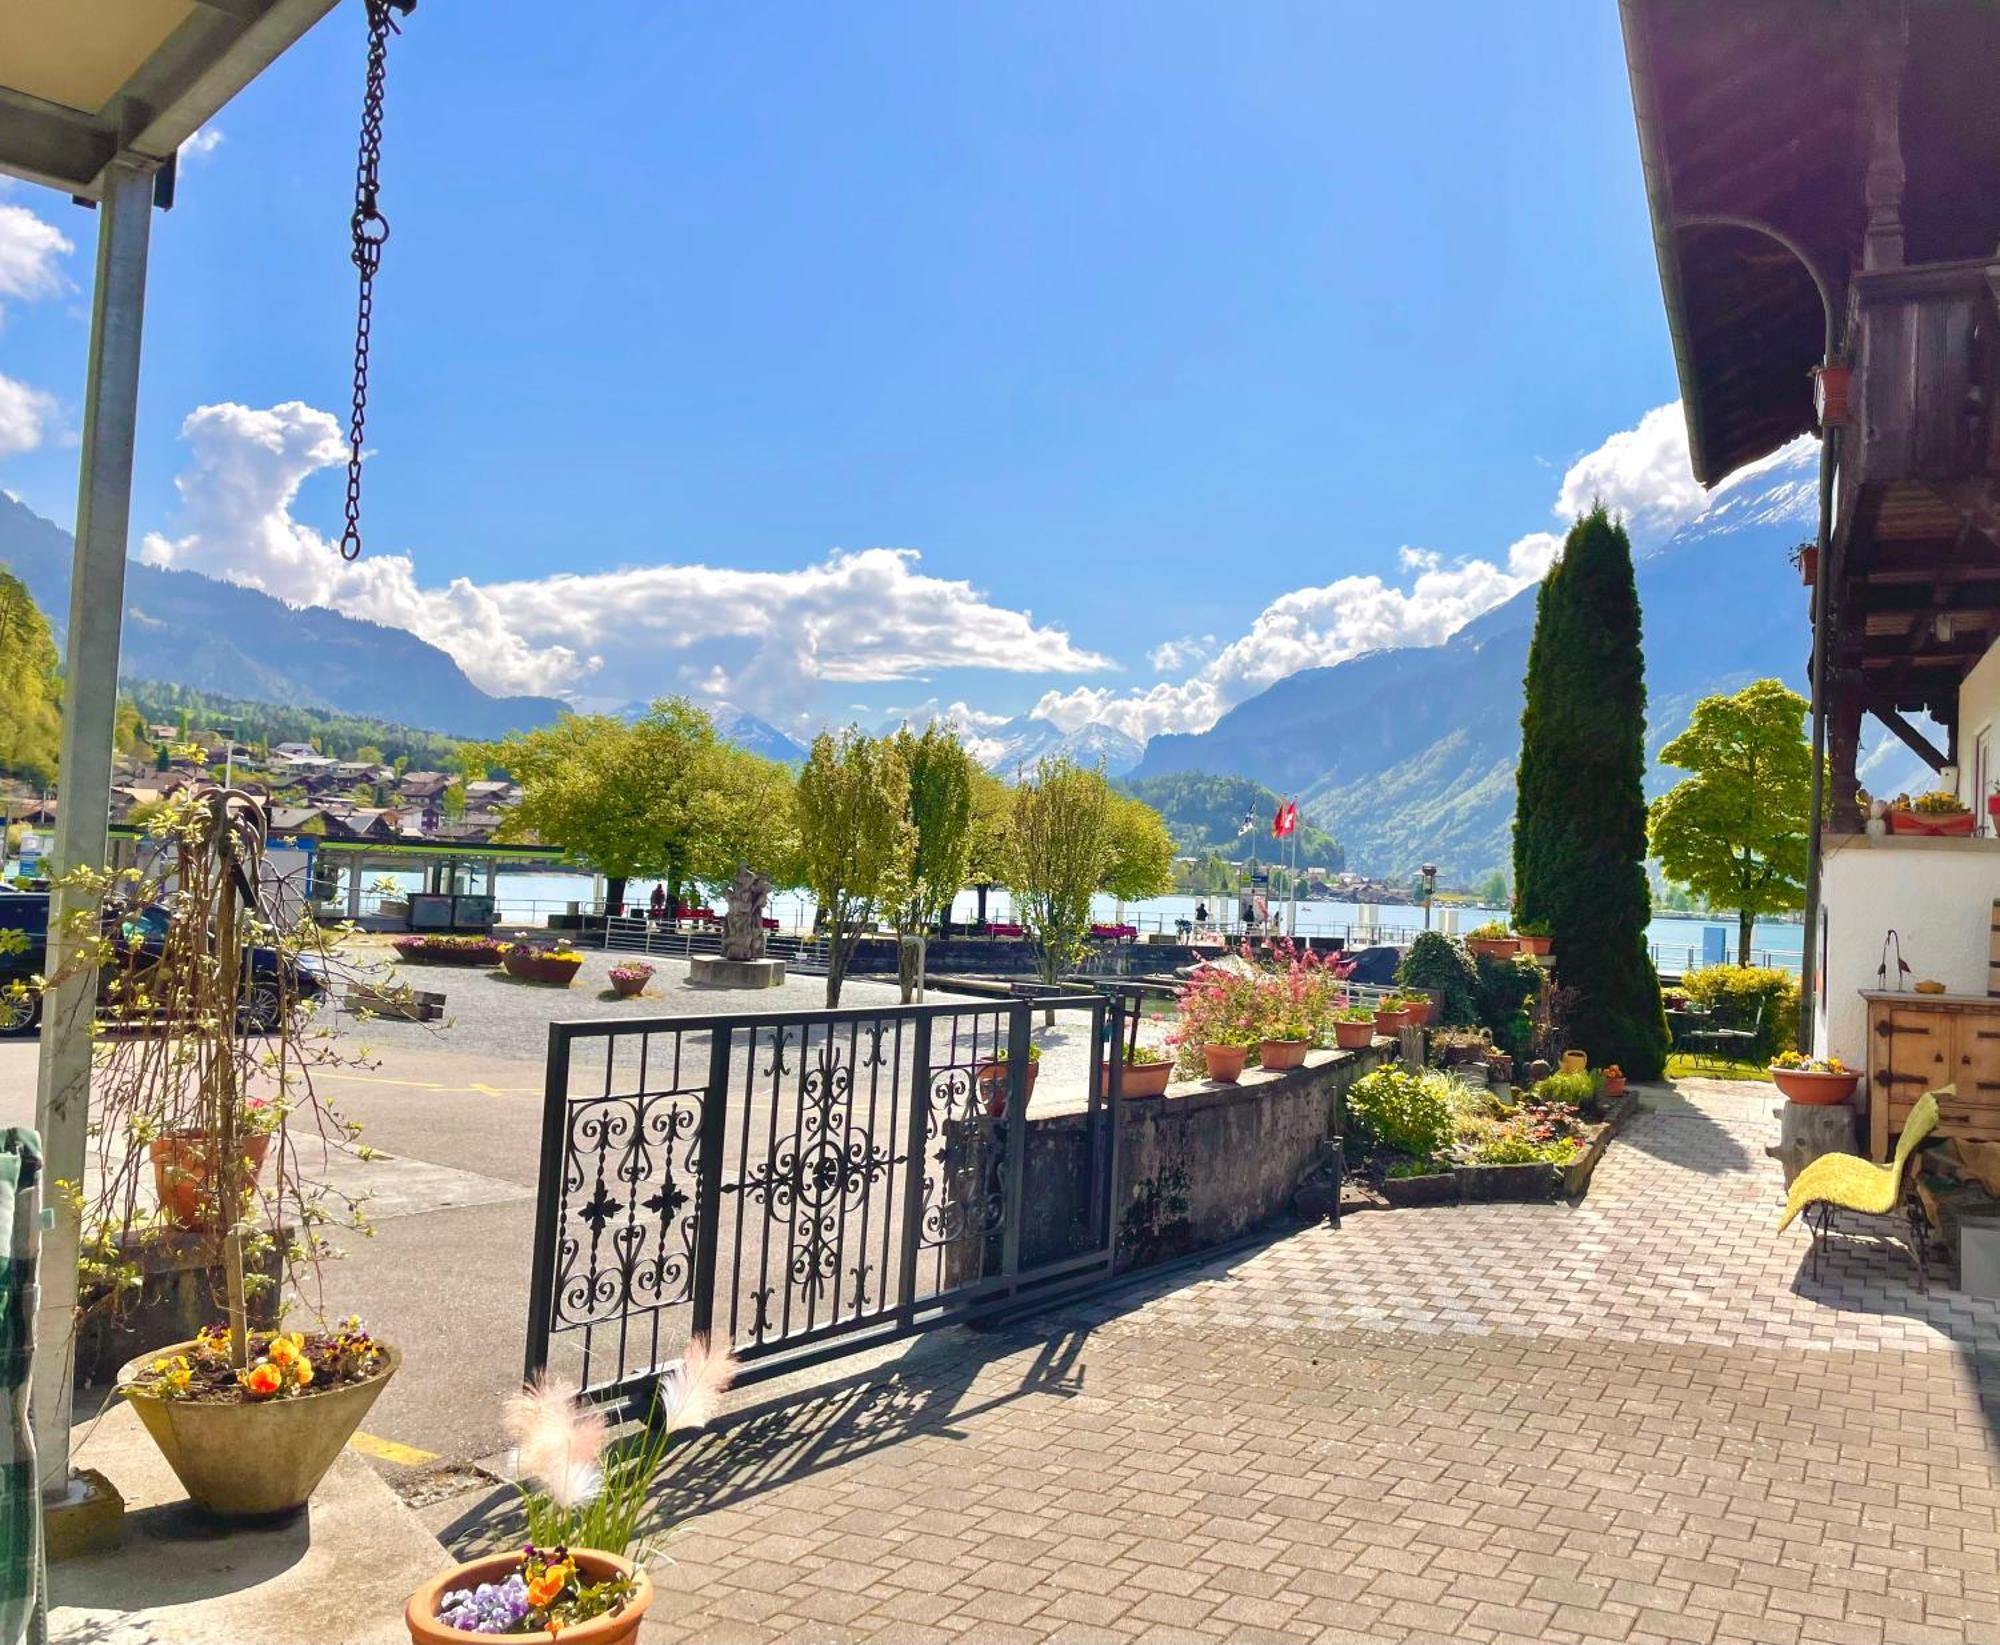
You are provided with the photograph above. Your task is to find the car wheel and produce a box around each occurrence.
[240,981,284,1035]
[0,985,42,1037]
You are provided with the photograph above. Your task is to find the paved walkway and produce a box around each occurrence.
[451,1079,2000,1645]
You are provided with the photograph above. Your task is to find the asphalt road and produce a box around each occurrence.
[2,951,1113,1475]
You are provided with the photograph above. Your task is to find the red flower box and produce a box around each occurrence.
[1886,809,1975,837]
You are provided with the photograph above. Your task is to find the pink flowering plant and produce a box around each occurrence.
[1170,941,1341,1074]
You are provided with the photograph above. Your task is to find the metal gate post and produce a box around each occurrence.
[998,999,1033,1282]
[688,1024,733,1342]
[522,1026,574,1382]
[895,1016,934,1321]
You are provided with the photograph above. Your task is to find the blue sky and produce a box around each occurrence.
[0,1,1701,745]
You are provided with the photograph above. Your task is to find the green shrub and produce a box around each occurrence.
[1472,952,1542,1058]
[1397,932,1480,1026]
[1531,1070,1599,1107]
[1472,1131,1580,1166]
[1679,965,1797,1063]
[1345,1066,1456,1161]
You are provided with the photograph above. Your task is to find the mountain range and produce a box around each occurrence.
[1129,462,1915,878]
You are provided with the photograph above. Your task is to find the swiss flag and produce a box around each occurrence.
[1272,800,1298,838]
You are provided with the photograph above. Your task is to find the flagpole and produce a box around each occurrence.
[1287,798,1299,939]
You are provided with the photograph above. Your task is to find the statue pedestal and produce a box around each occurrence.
[689,955,786,989]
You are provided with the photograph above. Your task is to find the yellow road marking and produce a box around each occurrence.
[349,1430,438,1467]
[320,1069,538,1097]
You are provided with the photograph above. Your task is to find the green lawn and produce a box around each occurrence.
[1665,1052,1772,1084]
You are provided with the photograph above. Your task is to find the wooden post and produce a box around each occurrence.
[1860,1,1908,274]
[1828,665,1866,833]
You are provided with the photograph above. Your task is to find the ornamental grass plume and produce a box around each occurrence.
[505,1375,609,1513]
[661,1334,737,1433]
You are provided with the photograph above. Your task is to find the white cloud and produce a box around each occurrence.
[0,373,57,457]
[1031,401,1815,744]
[180,126,225,162]
[138,401,1114,711]
[0,203,71,314]
[1147,633,1215,674]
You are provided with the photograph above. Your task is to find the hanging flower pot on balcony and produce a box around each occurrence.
[1887,800,1974,837]
[1811,362,1851,429]
[1795,545,1818,587]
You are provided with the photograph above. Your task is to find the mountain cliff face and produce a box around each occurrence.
[1131,475,1826,879]
[0,492,565,740]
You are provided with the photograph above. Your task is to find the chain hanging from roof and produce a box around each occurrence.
[341,0,416,562]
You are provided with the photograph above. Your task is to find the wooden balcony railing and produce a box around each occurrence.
[1848,258,2000,489]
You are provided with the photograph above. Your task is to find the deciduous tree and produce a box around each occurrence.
[1649,679,1814,966]
[0,567,60,782]
[796,729,913,1006]
[889,725,975,1000]
[1008,756,1115,1001]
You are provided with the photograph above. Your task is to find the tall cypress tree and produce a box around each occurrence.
[1512,506,1668,1078]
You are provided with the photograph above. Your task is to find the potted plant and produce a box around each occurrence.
[607,961,654,999]
[119,1318,400,1518]
[1398,991,1437,1027]
[978,1043,1041,1115]
[1332,1004,1378,1050]
[393,934,508,967]
[1258,1004,1315,1071]
[1792,542,1818,587]
[1372,999,1412,1035]
[1769,1051,1860,1106]
[405,1338,735,1644]
[55,787,392,1520]
[1513,920,1553,958]
[1103,1040,1174,1099]
[1559,1049,1588,1075]
[1887,790,1974,837]
[149,1094,278,1230]
[1599,1063,1627,1099]
[502,942,586,986]
[1202,1030,1253,1084]
[1464,921,1519,959]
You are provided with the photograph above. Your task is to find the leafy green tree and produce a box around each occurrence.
[1512,506,1667,1077]
[440,778,468,822]
[889,725,975,1000]
[1649,679,1814,966]
[963,766,1015,922]
[1477,870,1508,908]
[1103,791,1177,901]
[1008,756,1115,1003]
[0,568,60,781]
[796,729,913,1006]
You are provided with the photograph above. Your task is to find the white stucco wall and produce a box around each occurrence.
[1815,835,2000,1059]
[1958,635,2000,815]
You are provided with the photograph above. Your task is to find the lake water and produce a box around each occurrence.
[356,866,1804,975]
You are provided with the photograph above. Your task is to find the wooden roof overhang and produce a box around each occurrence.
[1621,0,2000,486]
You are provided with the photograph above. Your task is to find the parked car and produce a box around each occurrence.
[0,890,326,1038]
[1331,944,1404,986]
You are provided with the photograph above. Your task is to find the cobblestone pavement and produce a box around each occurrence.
[470,1081,2000,1644]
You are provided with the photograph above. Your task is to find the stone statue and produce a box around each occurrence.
[721,863,771,961]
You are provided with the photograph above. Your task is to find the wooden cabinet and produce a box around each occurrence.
[1865,992,2000,1159]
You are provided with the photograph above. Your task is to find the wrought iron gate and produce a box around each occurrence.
[524,991,1130,1401]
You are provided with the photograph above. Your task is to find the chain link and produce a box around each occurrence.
[342,0,414,562]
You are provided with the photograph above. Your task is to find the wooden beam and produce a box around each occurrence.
[1869,701,1948,773]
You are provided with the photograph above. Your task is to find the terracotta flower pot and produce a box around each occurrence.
[979,1060,1039,1116]
[1373,1008,1410,1034]
[406,1550,652,1645]
[1466,936,1519,959]
[1560,1050,1588,1075]
[1333,1019,1377,1050]
[1514,933,1553,957]
[1258,1037,1311,1070]
[1601,1074,1627,1098]
[119,1340,400,1518]
[1203,1043,1249,1083]
[1886,809,1974,837]
[1770,1067,1860,1106]
[1104,1059,1173,1099]
[1402,997,1436,1026]
[608,969,651,998]
[149,1132,270,1231]
[1797,545,1818,586]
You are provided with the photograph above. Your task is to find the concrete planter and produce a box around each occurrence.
[1259,1038,1311,1071]
[406,1551,651,1645]
[1454,1161,1560,1202]
[118,1340,400,1518]
[502,949,583,986]
[1381,1171,1458,1208]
